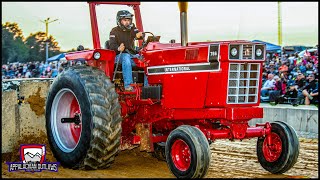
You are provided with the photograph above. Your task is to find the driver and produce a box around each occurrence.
[109,10,147,91]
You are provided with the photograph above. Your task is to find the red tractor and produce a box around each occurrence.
[45,2,299,178]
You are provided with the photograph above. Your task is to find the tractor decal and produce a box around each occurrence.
[208,43,220,63]
[147,62,220,75]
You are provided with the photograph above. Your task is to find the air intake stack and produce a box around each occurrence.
[178,2,188,46]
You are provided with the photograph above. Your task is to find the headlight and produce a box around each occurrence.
[254,45,265,60]
[256,48,262,56]
[93,52,101,60]
[229,45,240,59]
[231,48,238,56]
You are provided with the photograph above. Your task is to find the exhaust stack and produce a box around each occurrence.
[178,2,188,46]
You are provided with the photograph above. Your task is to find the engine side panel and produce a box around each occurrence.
[162,72,209,108]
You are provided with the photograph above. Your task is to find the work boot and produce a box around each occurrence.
[269,102,277,106]
[291,101,299,107]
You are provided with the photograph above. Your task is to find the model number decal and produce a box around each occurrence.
[208,44,219,63]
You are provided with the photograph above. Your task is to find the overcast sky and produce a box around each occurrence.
[2,2,318,51]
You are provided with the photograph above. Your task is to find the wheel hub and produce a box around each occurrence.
[262,132,282,162]
[171,139,191,171]
[51,88,82,153]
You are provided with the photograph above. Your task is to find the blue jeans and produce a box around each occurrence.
[115,53,148,88]
[261,89,270,97]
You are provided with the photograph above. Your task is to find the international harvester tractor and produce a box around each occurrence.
[45,2,299,178]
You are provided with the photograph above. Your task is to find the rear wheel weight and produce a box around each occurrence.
[45,66,122,169]
[165,125,211,178]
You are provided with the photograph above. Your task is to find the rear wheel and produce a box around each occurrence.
[165,125,211,178]
[257,121,299,174]
[45,65,122,169]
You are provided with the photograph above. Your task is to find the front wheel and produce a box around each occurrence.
[165,125,211,178]
[257,121,299,174]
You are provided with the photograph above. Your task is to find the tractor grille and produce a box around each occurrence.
[227,63,260,104]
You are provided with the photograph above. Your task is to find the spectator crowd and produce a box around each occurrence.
[2,46,318,107]
[2,61,64,79]
[261,48,318,106]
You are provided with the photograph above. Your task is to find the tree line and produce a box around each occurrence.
[2,22,65,64]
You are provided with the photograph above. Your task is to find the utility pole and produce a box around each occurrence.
[278,2,282,47]
[40,17,58,63]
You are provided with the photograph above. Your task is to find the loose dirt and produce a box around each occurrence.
[25,87,45,117]
[2,138,318,178]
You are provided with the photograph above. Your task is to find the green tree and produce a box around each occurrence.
[25,31,61,63]
[2,22,29,64]
[3,22,23,39]
[2,22,62,64]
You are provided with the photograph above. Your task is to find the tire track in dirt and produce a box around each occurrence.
[207,138,318,178]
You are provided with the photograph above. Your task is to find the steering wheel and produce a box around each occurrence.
[133,32,155,52]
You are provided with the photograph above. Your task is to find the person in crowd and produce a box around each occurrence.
[287,74,295,86]
[268,62,278,74]
[51,64,59,78]
[288,63,296,74]
[278,61,289,76]
[298,62,307,74]
[25,69,32,78]
[268,75,283,105]
[299,74,318,105]
[261,73,275,97]
[17,64,23,75]
[290,73,307,106]
[261,72,268,85]
[22,63,28,76]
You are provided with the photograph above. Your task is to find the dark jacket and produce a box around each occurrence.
[304,80,318,92]
[294,78,306,90]
[109,25,140,55]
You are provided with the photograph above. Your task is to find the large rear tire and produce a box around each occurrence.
[165,125,211,178]
[256,121,299,174]
[45,65,122,169]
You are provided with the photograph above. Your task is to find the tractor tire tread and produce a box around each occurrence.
[62,66,122,170]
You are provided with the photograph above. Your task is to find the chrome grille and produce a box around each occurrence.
[227,63,260,104]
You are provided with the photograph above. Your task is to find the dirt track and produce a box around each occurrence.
[2,138,318,178]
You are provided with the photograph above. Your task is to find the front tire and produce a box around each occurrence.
[257,121,299,174]
[45,66,122,169]
[165,125,211,178]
